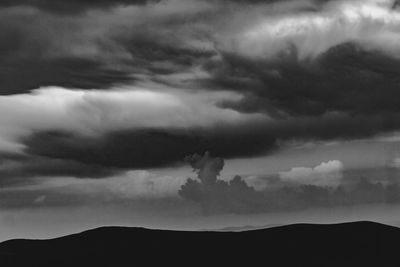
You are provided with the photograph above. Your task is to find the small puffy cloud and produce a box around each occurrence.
[33,195,47,205]
[279,160,344,186]
[243,175,281,191]
[389,158,400,168]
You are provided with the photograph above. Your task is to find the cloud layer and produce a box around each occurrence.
[2,0,400,183]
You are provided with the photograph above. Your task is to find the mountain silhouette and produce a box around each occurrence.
[1,221,399,267]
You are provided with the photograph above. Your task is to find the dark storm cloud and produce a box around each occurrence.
[2,0,400,179]
[0,0,157,14]
[7,158,117,179]
[1,0,400,96]
[0,58,133,95]
[19,110,400,170]
[0,0,215,94]
[0,0,325,12]
[0,6,135,94]
[219,0,329,5]
[117,36,216,75]
[0,148,119,187]
[0,155,118,187]
[21,129,277,169]
[208,43,400,117]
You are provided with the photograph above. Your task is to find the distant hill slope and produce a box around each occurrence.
[1,221,399,267]
[211,223,282,231]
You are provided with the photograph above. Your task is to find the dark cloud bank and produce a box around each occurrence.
[0,0,157,14]
[7,44,400,178]
[2,0,400,181]
[211,44,400,117]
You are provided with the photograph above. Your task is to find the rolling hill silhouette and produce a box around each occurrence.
[1,221,399,267]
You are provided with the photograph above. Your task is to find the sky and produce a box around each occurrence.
[3,0,400,240]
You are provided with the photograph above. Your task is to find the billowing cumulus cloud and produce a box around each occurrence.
[175,154,400,215]
[279,160,344,186]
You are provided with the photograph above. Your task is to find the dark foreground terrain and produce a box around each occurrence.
[1,221,400,267]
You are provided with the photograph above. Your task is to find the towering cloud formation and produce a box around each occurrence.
[179,153,258,214]
[184,152,225,185]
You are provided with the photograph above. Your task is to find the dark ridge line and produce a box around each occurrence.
[2,220,399,267]
[0,220,396,244]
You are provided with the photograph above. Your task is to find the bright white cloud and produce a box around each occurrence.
[0,85,265,154]
[222,0,400,59]
[279,160,344,186]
